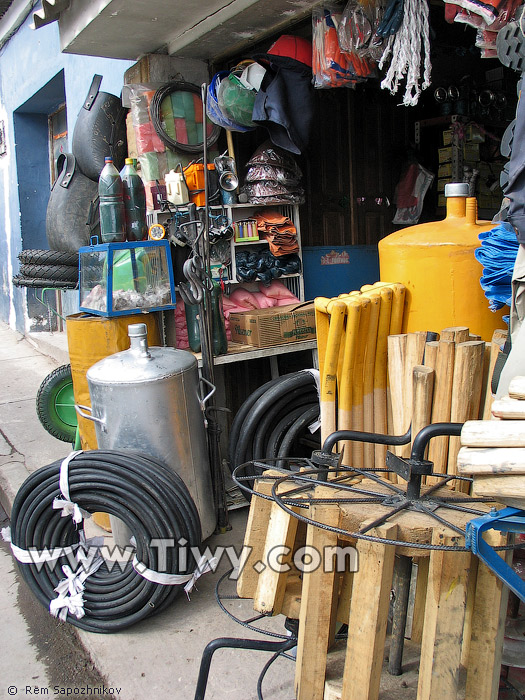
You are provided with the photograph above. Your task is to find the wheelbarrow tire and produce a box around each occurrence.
[36,364,78,443]
[19,264,78,282]
[18,250,79,267]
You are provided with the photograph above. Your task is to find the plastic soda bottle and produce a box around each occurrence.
[120,158,147,241]
[98,157,126,243]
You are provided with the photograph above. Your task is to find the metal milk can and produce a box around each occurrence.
[80,323,216,540]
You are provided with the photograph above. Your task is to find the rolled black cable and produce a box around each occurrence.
[276,405,320,469]
[9,450,201,633]
[232,372,318,470]
[228,374,287,466]
[266,402,318,460]
[252,388,317,460]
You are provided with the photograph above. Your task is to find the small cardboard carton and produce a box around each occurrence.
[229,302,316,348]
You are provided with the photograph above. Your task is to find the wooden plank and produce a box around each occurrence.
[417,529,472,700]
[461,419,525,447]
[295,502,341,700]
[472,474,525,508]
[253,500,299,615]
[410,557,429,644]
[465,529,511,700]
[427,340,455,482]
[236,477,275,599]
[336,571,354,625]
[461,556,479,667]
[458,446,525,475]
[491,396,525,419]
[341,522,398,700]
[508,375,525,399]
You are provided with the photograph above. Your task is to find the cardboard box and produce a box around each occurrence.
[229,303,316,348]
[442,129,453,146]
[438,147,452,164]
[438,162,453,178]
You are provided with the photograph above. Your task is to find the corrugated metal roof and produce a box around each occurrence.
[0,0,15,20]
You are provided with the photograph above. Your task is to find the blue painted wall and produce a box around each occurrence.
[0,12,133,331]
[302,246,380,300]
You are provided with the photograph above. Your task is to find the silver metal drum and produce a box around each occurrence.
[81,323,216,540]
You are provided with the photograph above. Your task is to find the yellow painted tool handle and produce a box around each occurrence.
[320,300,346,449]
[337,300,362,464]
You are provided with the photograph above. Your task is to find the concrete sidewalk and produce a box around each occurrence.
[0,321,295,700]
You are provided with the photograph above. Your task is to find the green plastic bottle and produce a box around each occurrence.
[98,157,126,243]
[211,282,228,356]
[120,158,147,242]
[184,283,228,356]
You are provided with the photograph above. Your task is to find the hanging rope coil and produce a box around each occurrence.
[379,0,431,106]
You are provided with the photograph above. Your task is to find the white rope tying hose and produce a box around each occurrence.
[132,553,218,599]
[379,0,432,106]
[52,451,91,525]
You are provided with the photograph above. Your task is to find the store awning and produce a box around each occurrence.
[32,0,318,61]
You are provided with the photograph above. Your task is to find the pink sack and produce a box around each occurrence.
[258,280,299,301]
[252,292,278,308]
[229,288,260,309]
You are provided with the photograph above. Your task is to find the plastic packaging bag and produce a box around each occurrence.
[312,4,361,88]
[392,162,434,225]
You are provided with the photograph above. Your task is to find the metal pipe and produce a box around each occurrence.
[410,422,463,463]
[194,637,295,700]
[322,427,411,455]
[388,555,413,676]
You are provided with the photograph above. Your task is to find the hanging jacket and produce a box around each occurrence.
[252,55,315,155]
[504,92,525,245]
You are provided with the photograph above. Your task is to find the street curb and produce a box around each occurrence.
[26,331,70,366]
[0,458,31,516]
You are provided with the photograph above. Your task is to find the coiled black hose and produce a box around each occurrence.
[9,450,201,633]
[150,82,222,154]
[228,372,320,491]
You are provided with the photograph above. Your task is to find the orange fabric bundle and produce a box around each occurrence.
[254,211,299,256]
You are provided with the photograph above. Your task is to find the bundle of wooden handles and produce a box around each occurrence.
[315,283,508,492]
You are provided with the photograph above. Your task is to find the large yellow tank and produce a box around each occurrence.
[378,183,508,340]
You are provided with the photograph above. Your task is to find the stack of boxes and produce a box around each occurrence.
[437,122,504,212]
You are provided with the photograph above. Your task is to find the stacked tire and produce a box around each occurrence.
[12,249,79,289]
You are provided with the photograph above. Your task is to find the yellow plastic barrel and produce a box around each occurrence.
[66,312,161,450]
[378,183,507,341]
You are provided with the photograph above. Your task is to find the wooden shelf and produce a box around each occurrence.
[192,338,317,367]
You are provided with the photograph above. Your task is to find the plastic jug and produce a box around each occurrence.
[165,168,190,206]
[98,157,126,243]
[120,158,147,241]
[378,183,507,340]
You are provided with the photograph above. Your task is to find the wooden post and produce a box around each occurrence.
[465,530,511,700]
[253,500,299,615]
[427,340,455,483]
[417,529,472,700]
[341,522,398,700]
[482,329,508,420]
[351,299,371,468]
[440,326,470,343]
[448,341,485,491]
[411,365,434,457]
[373,287,393,469]
[410,556,429,644]
[399,333,427,458]
[387,334,408,463]
[295,502,341,700]
[362,294,381,468]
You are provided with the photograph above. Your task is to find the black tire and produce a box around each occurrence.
[12,276,78,289]
[19,264,78,282]
[18,250,79,266]
[36,365,77,443]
